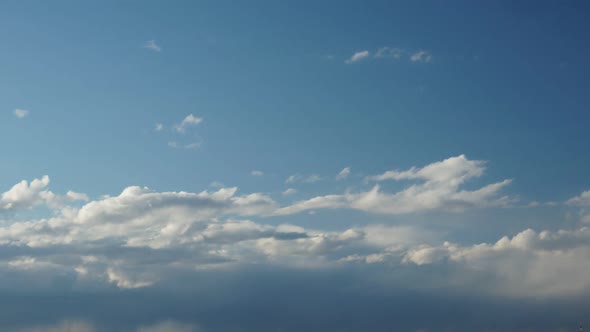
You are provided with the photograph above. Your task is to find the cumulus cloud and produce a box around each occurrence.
[1,175,54,211]
[174,114,203,133]
[14,109,29,118]
[410,50,432,63]
[0,156,588,298]
[336,167,350,180]
[567,190,590,206]
[144,40,161,52]
[345,50,370,64]
[276,155,512,216]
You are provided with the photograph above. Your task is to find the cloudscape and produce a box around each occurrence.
[1,1,590,331]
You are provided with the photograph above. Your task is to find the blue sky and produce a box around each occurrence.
[1,1,590,331]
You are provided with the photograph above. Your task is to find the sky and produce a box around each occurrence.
[1,1,590,331]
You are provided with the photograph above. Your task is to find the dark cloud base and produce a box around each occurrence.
[1,267,588,332]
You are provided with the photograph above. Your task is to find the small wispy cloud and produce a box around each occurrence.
[345,50,370,64]
[375,47,404,59]
[155,123,164,131]
[285,174,321,184]
[282,188,297,196]
[251,170,264,177]
[184,142,202,150]
[175,114,203,133]
[168,141,202,150]
[14,109,29,119]
[410,50,432,63]
[336,167,351,180]
[209,181,225,188]
[144,40,161,52]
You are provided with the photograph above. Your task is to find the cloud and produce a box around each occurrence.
[345,50,370,64]
[276,155,512,216]
[282,188,297,196]
[567,190,590,206]
[396,226,590,296]
[251,170,264,177]
[1,175,53,211]
[144,40,161,52]
[375,47,404,59]
[14,109,29,118]
[174,114,203,133]
[66,191,89,202]
[169,141,201,150]
[17,320,202,332]
[285,174,321,184]
[410,50,433,63]
[336,167,350,180]
[137,321,202,332]
[155,123,164,131]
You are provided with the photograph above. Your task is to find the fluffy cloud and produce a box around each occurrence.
[175,114,203,133]
[336,167,350,180]
[276,155,512,215]
[14,109,29,118]
[1,175,54,211]
[282,188,297,196]
[144,40,161,52]
[410,50,432,63]
[0,156,588,298]
[345,50,370,64]
[395,227,590,296]
[567,190,590,206]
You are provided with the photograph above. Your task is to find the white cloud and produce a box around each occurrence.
[0,163,589,298]
[567,190,590,206]
[144,40,161,52]
[14,109,29,118]
[1,175,53,211]
[410,50,432,63]
[336,167,351,180]
[155,123,164,131]
[174,114,203,133]
[66,191,89,202]
[375,47,404,59]
[184,142,201,150]
[345,50,370,64]
[397,226,590,296]
[169,141,201,150]
[285,174,321,184]
[276,155,512,216]
[282,188,297,196]
[251,170,264,176]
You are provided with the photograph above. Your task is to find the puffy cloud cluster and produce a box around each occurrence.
[0,157,589,299]
[0,176,88,212]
